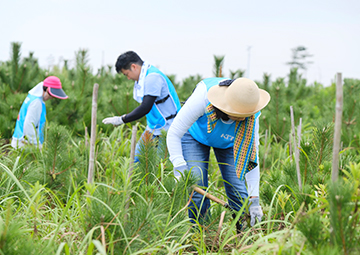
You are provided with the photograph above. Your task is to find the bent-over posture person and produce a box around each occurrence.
[102,51,181,162]
[166,77,270,228]
[11,76,68,149]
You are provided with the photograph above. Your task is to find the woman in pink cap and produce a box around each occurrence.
[11,76,68,149]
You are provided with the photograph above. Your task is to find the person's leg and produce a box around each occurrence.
[214,147,248,232]
[213,147,248,212]
[181,131,211,223]
[134,141,141,164]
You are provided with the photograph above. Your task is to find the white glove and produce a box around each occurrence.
[173,161,188,182]
[249,197,263,226]
[102,115,125,126]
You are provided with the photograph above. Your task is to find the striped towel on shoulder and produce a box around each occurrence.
[206,103,257,180]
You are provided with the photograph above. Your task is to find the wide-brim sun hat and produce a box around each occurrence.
[43,76,68,99]
[207,78,270,117]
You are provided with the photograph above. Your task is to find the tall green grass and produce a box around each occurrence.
[1,122,359,254]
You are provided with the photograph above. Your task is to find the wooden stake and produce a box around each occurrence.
[87,83,99,185]
[332,73,343,182]
[290,106,302,190]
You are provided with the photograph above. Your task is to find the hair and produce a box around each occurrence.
[43,86,48,92]
[115,51,144,73]
[213,106,230,121]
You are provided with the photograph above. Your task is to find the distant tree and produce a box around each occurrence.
[0,42,41,93]
[178,74,203,102]
[213,55,225,77]
[229,69,245,79]
[262,73,271,91]
[286,46,313,70]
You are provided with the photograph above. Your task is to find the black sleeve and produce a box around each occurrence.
[123,95,157,123]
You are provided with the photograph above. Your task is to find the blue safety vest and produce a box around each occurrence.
[145,66,181,130]
[189,77,260,149]
[12,94,46,144]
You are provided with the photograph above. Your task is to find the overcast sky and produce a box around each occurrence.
[1,0,359,86]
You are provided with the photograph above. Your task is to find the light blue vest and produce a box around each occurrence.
[189,77,260,149]
[145,66,181,130]
[12,94,46,144]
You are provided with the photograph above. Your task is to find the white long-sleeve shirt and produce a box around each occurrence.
[167,82,260,196]
[11,98,43,149]
[23,99,43,144]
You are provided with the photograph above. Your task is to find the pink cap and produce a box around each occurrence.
[43,76,68,99]
[43,76,62,89]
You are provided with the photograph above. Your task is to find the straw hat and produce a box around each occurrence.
[207,78,270,117]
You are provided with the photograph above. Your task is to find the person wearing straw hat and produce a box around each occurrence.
[11,76,68,149]
[167,77,270,228]
[102,51,181,162]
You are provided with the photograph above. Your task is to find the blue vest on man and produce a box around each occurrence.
[12,94,46,144]
[189,77,260,149]
[144,66,181,130]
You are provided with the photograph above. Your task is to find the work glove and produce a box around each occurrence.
[102,115,125,126]
[173,163,188,182]
[249,197,263,227]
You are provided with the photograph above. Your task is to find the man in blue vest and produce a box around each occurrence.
[11,76,68,149]
[167,77,270,230]
[102,51,181,162]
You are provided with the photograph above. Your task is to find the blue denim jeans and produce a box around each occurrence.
[181,131,248,222]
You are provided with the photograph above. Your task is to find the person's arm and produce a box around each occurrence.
[123,73,164,122]
[246,116,263,226]
[23,99,42,144]
[123,95,156,122]
[245,116,260,197]
[167,82,208,167]
[245,166,260,197]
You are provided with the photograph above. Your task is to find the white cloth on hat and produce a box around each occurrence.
[28,82,44,97]
[133,61,150,103]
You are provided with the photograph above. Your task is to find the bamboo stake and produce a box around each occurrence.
[87,83,99,185]
[124,125,138,222]
[332,73,343,182]
[290,106,302,190]
[128,125,138,181]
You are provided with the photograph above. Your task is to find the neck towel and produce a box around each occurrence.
[133,61,150,103]
[205,103,257,180]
